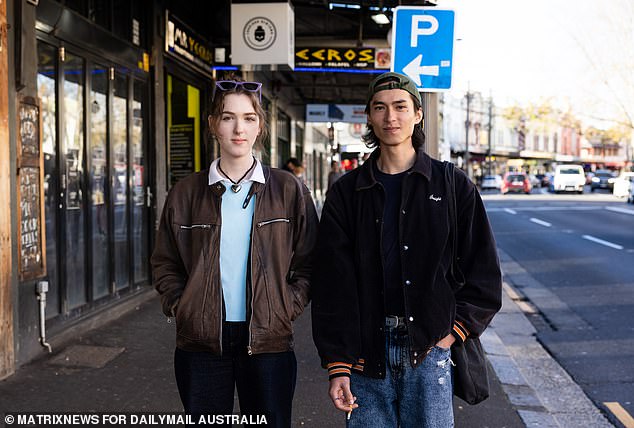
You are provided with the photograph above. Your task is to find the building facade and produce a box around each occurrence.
[0,0,331,377]
[441,91,633,180]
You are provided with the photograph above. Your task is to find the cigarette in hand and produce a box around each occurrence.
[347,408,352,420]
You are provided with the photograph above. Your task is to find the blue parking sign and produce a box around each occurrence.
[391,7,455,91]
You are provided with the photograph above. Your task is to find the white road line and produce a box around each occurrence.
[530,218,552,227]
[487,206,601,212]
[504,208,517,214]
[605,206,634,216]
[530,206,598,211]
[582,235,624,250]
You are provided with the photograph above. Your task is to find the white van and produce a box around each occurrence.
[552,164,585,193]
[613,171,634,198]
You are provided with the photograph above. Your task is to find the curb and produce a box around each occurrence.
[481,254,614,427]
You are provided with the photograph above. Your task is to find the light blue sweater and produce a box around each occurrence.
[219,181,255,321]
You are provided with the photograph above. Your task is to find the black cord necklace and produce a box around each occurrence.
[217,157,257,193]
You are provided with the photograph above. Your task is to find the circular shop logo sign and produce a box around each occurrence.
[243,17,277,51]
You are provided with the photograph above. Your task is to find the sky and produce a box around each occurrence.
[438,0,634,129]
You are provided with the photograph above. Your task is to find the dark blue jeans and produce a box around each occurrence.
[174,321,297,427]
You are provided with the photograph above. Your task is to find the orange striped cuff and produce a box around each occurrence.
[352,358,365,372]
[452,320,469,342]
[327,362,352,380]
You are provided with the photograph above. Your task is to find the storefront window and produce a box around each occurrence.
[167,74,201,187]
[63,53,87,309]
[37,41,60,318]
[295,124,304,163]
[35,33,151,322]
[113,72,129,290]
[277,110,291,167]
[132,81,149,284]
[90,64,110,299]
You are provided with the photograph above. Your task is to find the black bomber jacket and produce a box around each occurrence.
[311,149,502,379]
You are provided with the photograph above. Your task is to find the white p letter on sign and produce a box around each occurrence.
[411,15,439,47]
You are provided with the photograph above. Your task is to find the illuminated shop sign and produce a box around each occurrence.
[296,47,385,69]
[165,12,214,71]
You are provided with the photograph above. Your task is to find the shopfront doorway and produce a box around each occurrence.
[166,73,207,187]
[37,40,151,320]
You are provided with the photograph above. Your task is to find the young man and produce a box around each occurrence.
[327,160,343,193]
[311,72,502,427]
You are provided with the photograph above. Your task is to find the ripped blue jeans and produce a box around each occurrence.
[348,325,454,428]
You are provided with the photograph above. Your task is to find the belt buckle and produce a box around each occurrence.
[386,315,401,328]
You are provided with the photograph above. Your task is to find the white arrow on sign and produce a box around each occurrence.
[402,54,439,86]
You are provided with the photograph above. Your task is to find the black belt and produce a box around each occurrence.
[385,315,406,328]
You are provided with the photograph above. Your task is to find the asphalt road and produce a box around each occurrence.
[483,188,634,427]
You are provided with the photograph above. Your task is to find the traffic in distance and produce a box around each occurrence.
[479,165,634,203]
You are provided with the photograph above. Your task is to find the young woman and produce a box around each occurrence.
[152,78,318,427]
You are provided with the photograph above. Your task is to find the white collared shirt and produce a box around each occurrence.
[208,157,266,186]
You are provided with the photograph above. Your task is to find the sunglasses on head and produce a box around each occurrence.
[215,80,262,102]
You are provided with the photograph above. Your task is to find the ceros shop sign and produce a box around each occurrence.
[231,3,294,69]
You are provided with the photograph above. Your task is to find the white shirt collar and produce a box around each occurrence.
[208,157,265,186]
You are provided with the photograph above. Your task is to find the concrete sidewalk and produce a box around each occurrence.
[0,281,611,427]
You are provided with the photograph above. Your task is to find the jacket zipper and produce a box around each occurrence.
[256,218,290,228]
[216,198,224,356]
[247,209,259,356]
[179,224,212,229]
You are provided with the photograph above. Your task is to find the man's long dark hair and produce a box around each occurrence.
[361,94,425,150]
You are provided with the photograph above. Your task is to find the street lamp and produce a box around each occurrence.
[487,95,494,176]
[464,90,471,179]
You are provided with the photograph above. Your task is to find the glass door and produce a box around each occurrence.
[132,80,149,284]
[112,72,129,290]
[62,52,87,310]
[89,64,110,299]
[37,39,153,318]
[37,41,60,318]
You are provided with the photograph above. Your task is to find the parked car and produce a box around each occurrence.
[481,174,503,190]
[501,172,532,194]
[629,179,634,204]
[590,169,617,192]
[552,164,585,193]
[612,171,634,198]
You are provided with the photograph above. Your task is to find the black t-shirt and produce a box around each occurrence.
[373,162,407,317]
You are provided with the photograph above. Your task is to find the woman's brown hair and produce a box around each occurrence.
[208,74,269,149]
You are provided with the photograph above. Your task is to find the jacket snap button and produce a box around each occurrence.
[409,316,414,321]
[405,280,411,286]
[413,359,417,364]
[401,210,406,215]
[414,352,418,357]
[403,245,409,251]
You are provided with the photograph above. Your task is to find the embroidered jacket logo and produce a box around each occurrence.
[429,195,442,202]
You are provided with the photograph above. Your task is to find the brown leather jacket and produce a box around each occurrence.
[151,166,318,355]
